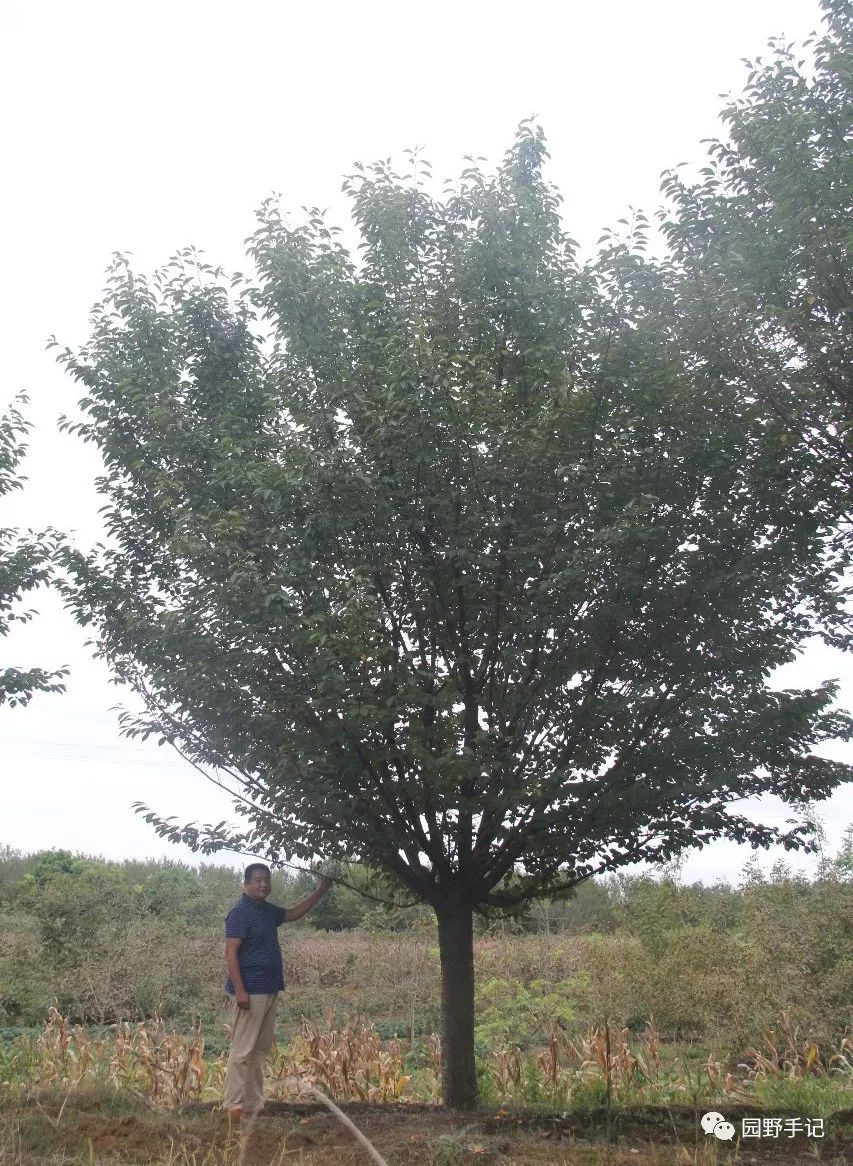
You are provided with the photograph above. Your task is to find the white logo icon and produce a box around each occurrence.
[702,1112,736,1141]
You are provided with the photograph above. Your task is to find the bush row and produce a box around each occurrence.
[1,843,851,1054]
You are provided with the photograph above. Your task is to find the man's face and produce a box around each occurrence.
[244,869,272,901]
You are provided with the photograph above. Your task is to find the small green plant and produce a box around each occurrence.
[475,977,576,1049]
[520,1060,547,1105]
[569,1074,609,1115]
[474,1057,499,1105]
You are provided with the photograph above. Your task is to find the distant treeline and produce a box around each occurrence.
[1,838,851,1046]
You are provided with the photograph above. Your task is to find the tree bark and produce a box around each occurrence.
[435,894,477,1109]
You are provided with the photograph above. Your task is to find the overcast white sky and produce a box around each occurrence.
[2,0,850,885]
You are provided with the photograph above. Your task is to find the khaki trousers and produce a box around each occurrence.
[223,993,278,1113]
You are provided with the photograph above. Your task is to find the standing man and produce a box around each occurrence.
[223,863,333,1117]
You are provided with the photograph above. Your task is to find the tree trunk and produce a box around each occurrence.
[435,895,477,1109]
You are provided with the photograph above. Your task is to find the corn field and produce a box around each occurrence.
[267,1018,413,1102]
[2,1006,224,1108]
[2,1007,852,1114]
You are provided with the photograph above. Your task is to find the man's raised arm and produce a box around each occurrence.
[282,875,333,922]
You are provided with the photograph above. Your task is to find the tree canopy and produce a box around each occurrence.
[0,395,67,707]
[55,6,852,1108]
[659,0,852,503]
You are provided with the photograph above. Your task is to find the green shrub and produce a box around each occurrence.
[568,1074,609,1114]
[475,977,577,1049]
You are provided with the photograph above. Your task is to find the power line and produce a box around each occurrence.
[0,750,205,770]
[1,739,238,774]
[3,737,195,752]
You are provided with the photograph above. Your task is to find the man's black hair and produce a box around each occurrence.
[244,862,271,882]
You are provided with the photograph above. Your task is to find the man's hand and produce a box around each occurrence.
[235,990,251,1010]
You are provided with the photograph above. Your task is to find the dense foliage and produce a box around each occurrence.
[660,0,852,501]
[0,396,67,707]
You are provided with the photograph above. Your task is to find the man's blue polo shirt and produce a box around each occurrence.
[224,894,287,995]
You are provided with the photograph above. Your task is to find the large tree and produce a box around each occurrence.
[0,395,67,707]
[57,104,851,1105]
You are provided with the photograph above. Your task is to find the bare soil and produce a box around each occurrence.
[3,1092,851,1166]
